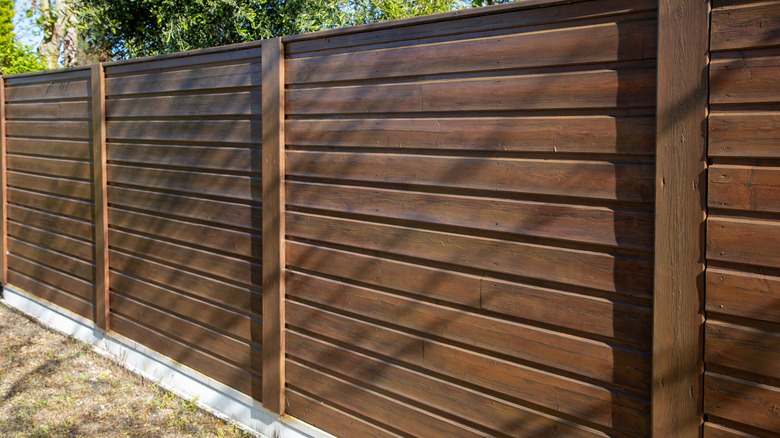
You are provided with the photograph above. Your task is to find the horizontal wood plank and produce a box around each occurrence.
[287,66,656,114]
[109,207,260,260]
[106,61,261,96]
[8,155,92,180]
[5,100,91,120]
[287,212,653,297]
[711,50,780,104]
[109,228,261,288]
[108,186,261,230]
[8,222,93,261]
[286,151,654,202]
[107,91,261,117]
[286,116,656,155]
[6,120,91,140]
[8,270,94,320]
[7,172,93,201]
[705,320,780,379]
[706,268,780,324]
[106,120,260,144]
[110,250,260,314]
[4,79,90,102]
[108,143,261,173]
[286,16,657,83]
[711,2,780,51]
[708,217,780,268]
[703,422,764,438]
[709,165,780,213]
[105,46,262,75]
[8,237,94,282]
[287,271,650,390]
[709,112,780,158]
[6,138,92,160]
[286,331,607,438]
[8,254,93,301]
[7,188,94,221]
[7,204,93,241]
[287,181,654,250]
[704,372,780,434]
[4,69,90,86]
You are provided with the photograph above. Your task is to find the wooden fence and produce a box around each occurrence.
[0,0,777,436]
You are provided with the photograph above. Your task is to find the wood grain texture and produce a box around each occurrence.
[8,237,94,282]
[107,165,260,201]
[5,120,91,141]
[6,138,92,160]
[653,0,709,436]
[108,143,261,173]
[704,373,780,434]
[6,155,92,180]
[106,120,260,144]
[3,79,89,102]
[706,268,780,324]
[105,61,261,96]
[7,222,93,261]
[0,77,7,285]
[707,216,780,268]
[709,112,780,158]
[7,204,93,241]
[4,100,91,119]
[107,92,260,118]
[711,1,780,52]
[8,269,93,320]
[7,172,93,200]
[8,254,93,301]
[703,422,763,438]
[709,165,780,213]
[261,37,284,415]
[711,50,780,104]
[705,320,780,380]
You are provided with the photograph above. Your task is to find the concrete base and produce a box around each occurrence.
[1,285,334,438]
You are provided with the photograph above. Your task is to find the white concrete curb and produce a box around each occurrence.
[1,285,335,438]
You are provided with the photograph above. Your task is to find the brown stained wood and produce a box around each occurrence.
[108,186,261,231]
[285,151,654,203]
[704,372,780,434]
[708,217,780,268]
[286,360,487,438]
[3,79,89,102]
[107,92,261,118]
[286,241,481,307]
[5,120,91,140]
[286,181,654,250]
[262,36,284,415]
[0,77,6,285]
[107,164,261,202]
[8,222,93,261]
[7,204,93,241]
[654,0,708,436]
[111,292,262,372]
[6,138,92,160]
[7,270,94,320]
[481,277,652,343]
[286,65,656,114]
[110,271,258,342]
[106,120,261,144]
[285,389,405,438]
[704,422,764,438]
[709,165,780,213]
[7,155,92,180]
[92,63,111,330]
[105,61,261,96]
[4,100,91,120]
[108,228,261,288]
[108,143,261,174]
[286,115,656,155]
[110,250,260,315]
[286,331,607,438]
[7,188,94,221]
[8,254,93,301]
[711,2,780,51]
[109,208,261,260]
[286,212,653,298]
[3,68,91,86]
[286,271,651,391]
[110,314,260,400]
[104,45,263,75]
[709,111,780,158]
[705,320,780,380]
[284,0,657,53]
[7,172,93,201]
[706,268,780,324]
[286,16,657,84]
[8,237,94,282]
[711,51,780,104]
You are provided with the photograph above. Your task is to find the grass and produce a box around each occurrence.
[0,302,256,437]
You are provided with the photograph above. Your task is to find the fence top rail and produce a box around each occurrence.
[1,0,592,80]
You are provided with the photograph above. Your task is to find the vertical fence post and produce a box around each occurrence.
[653,0,709,436]
[91,64,109,330]
[262,37,286,415]
[0,75,7,288]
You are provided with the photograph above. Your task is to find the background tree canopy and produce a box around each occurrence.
[3,0,515,72]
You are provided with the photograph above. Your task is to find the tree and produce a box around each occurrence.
[35,0,80,68]
[0,0,45,74]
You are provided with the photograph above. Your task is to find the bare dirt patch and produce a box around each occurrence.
[0,302,255,437]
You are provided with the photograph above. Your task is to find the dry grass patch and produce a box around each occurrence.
[0,302,255,437]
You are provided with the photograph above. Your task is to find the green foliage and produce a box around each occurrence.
[353,0,464,23]
[470,0,514,7]
[0,0,45,74]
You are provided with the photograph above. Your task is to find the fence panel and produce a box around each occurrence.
[103,45,264,400]
[704,1,780,436]
[282,0,657,436]
[3,68,97,320]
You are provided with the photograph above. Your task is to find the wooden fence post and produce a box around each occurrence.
[91,64,109,330]
[0,75,7,288]
[262,37,286,415]
[653,0,709,436]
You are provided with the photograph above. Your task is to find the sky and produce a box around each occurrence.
[12,0,41,48]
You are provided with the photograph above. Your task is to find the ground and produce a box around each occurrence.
[0,302,256,437]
